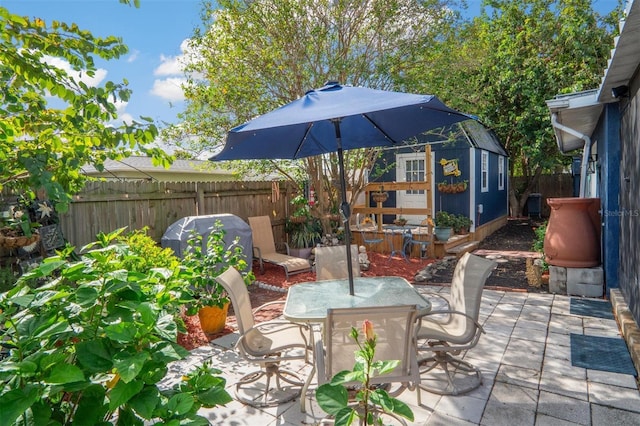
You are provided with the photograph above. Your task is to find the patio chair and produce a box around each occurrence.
[315,305,422,407]
[406,218,434,259]
[315,244,361,281]
[359,228,385,251]
[415,252,497,395]
[215,267,312,407]
[248,216,312,279]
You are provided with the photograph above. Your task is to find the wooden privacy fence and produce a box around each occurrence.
[59,180,297,248]
[511,173,574,218]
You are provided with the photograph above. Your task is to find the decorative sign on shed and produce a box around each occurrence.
[440,158,461,177]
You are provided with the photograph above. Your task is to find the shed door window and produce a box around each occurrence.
[405,159,425,195]
[481,151,489,193]
[498,156,505,190]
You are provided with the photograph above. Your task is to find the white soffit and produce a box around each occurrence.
[546,91,601,153]
[597,0,640,103]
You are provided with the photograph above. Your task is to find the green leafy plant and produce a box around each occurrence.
[285,196,322,248]
[315,320,414,426]
[532,221,549,272]
[0,228,232,425]
[453,214,473,233]
[181,220,255,314]
[434,211,456,228]
[0,266,17,293]
[118,227,180,272]
[0,206,39,238]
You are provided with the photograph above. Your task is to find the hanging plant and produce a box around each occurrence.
[437,180,468,194]
[371,185,389,203]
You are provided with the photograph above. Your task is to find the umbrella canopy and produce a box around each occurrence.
[212,82,473,295]
[215,82,472,160]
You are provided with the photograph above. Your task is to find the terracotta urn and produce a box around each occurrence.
[543,197,600,267]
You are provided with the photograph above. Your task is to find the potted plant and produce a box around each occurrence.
[434,211,455,241]
[182,220,255,334]
[286,195,322,258]
[394,216,408,227]
[0,204,40,249]
[453,214,473,234]
[371,185,389,203]
[286,216,322,258]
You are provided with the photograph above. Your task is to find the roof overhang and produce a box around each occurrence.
[597,0,640,103]
[545,90,602,153]
[546,0,640,153]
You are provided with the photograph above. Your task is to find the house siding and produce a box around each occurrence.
[473,149,508,226]
[595,104,621,295]
[619,85,640,324]
[432,141,471,218]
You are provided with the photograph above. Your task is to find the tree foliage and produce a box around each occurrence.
[0,5,170,212]
[171,0,464,230]
[405,0,620,214]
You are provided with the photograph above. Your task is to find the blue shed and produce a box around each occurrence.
[367,119,508,239]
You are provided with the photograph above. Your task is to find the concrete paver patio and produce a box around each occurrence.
[161,285,640,425]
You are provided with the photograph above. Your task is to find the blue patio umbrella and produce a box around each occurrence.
[212,82,472,295]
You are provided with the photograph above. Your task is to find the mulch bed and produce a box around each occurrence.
[425,217,547,292]
[178,217,545,350]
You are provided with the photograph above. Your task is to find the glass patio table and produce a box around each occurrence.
[283,276,431,322]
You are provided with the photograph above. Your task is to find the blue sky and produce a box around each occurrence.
[2,0,620,129]
[4,0,203,126]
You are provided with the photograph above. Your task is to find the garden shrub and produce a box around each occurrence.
[0,228,231,425]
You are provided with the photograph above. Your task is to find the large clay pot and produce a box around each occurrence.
[544,198,600,267]
[198,302,230,334]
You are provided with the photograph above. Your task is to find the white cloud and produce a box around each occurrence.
[127,50,139,63]
[45,56,107,87]
[151,39,191,102]
[155,39,190,76]
[112,99,134,125]
[150,78,186,102]
[155,54,183,76]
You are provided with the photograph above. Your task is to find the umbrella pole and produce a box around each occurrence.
[333,119,355,296]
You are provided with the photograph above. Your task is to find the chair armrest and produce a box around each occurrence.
[417,309,485,335]
[241,320,311,349]
[252,300,286,315]
[419,292,451,310]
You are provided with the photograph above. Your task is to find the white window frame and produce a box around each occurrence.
[481,150,489,193]
[498,156,505,190]
[404,157,425,195]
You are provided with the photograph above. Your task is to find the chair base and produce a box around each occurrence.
[418,352,482,395]
[235,364,305,407]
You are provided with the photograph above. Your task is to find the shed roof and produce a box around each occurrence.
[461,120,508,156]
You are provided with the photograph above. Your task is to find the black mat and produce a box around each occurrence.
[570,334,636,376]
[570,298,614,320]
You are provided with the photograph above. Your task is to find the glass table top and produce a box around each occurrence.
[283,276,431,322]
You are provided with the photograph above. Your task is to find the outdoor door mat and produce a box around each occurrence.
[570,333,636,376]
[570,298,614,320]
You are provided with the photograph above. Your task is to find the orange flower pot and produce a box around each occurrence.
[198,303,230,334]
